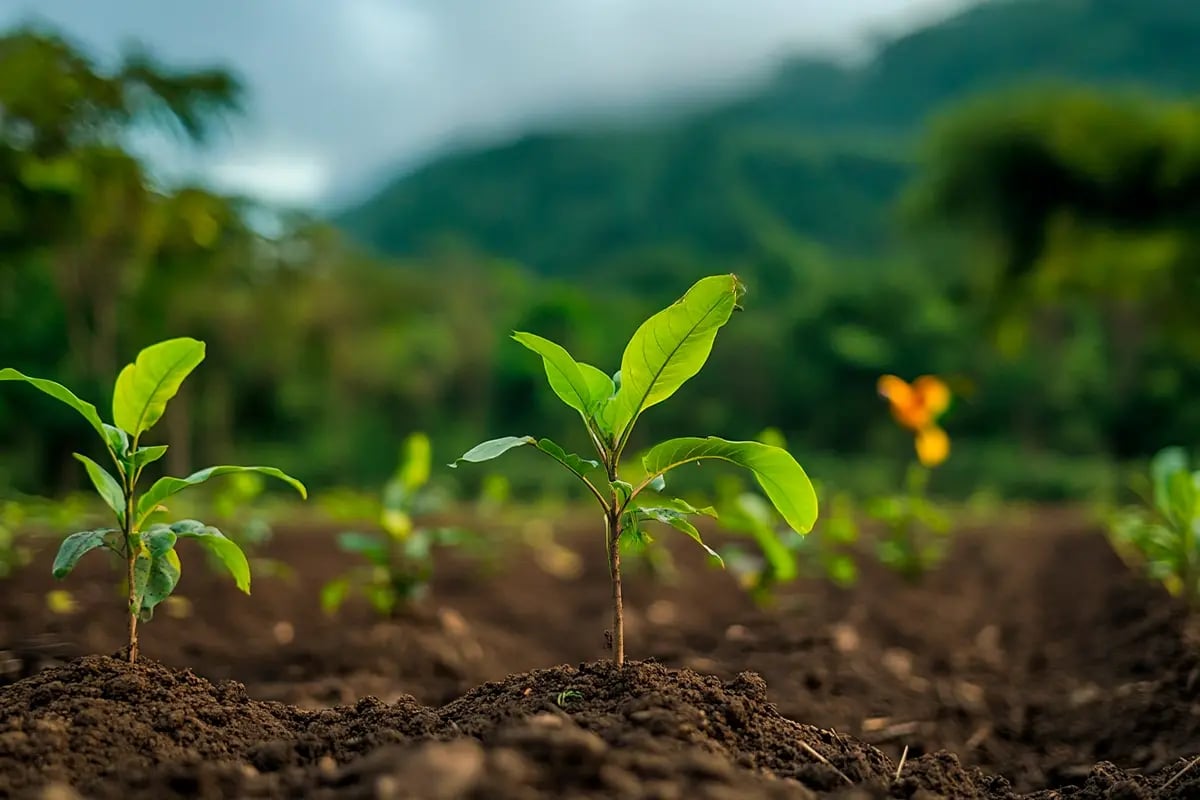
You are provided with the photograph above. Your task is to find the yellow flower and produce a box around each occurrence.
[878,374,952,468]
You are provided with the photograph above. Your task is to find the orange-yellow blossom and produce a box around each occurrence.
[877,374,951,467]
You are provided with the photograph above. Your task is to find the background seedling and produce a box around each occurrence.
[451,274,818,665]
[1107,446,1200,609]
[872,375,954,580]
[0,337,306,662]
[322,432,483,618]
[720,478,860,607]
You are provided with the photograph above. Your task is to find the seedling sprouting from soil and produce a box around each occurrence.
[1108,446,1200,609]
[323,432,480,618]
[451,274,818,665]
[1,338,306,662]
[872,375,953,580]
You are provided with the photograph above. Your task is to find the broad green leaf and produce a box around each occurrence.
[642,437,818,535]
[136,465,307,526]
[170,520,251,593]
[130,445,169,471]
[449,436,534,467]
[52,529,118,578]
[609,275,743,442]
[0,369,107,442]
[320,577,351,615]
[512,332,614,420]
[74,454,126,522]
[112,338,206,438]
[535,438,599,478]
[637,506,724,566]
[139,527,181,619]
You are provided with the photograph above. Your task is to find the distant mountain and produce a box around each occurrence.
[335,0,1200,282]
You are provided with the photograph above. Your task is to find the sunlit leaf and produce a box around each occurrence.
[170,520,251,593]
[642,436,817,534]
[512,332,614,421]
[74,453,125,522]
[534,438,600,478]
[609,275,743,443]
[0,369,108,444]
[636,506,723,566]
[112,337,206,438]
[137,465,306,526]
[449,436,534,467]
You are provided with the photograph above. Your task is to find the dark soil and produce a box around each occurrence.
[0,508,1197,798]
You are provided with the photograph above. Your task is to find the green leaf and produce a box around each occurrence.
[611,480,634,505]
[74,454,126,522]
[0,369,108,443]
[112,337,206,438]
[534,438,600,478]
[139,527,181,619]
[52,529,118,578]
[512,332,614,419]
[1167,469,1197,531]
[1152,447,1189,517]
[170,520,251,593]
[136,465,307,526]
[398,432,432,492]
[637,506,724,566]
[103,424,130,457]
[642,436,818,535]
[130,445,170,472]
[609,275,743,443]
[449,436,535,467]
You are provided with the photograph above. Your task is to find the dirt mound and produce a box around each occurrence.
[0,655,1008,799]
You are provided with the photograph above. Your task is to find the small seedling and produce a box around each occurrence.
[1,338,307,662]
[1108,446,1200,609]
[872,375,953,580]
[720,480,860,606]
[556,688,583,707]
[322,432,479,618]
[451,274,818,665]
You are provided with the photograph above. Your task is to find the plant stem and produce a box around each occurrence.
[123,483,139,663]
[606,505,624,666]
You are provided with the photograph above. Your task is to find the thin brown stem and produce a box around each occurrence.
[125,543,139,663]
[606,506,624,666]
[123,477,139,663]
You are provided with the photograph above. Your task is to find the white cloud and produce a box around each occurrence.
[0,0,974,207]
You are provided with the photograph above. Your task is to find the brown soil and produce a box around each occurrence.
[0,508,1197,798]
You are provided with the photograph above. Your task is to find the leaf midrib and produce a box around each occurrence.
[621,291,731,436]
[131,350,197,436]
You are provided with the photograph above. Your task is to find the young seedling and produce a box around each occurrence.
[322,432,481,618]
[1108,447,1200,609]
[872,375,953,580]
[1,337,306,662]
[451,274,818,665]
[719,479,860,606]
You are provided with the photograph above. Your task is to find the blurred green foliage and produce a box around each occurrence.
[4,0,1200,507]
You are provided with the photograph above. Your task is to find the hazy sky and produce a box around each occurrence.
[1,0,972,208]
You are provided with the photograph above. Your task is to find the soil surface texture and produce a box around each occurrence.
[0,508,1197,798]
